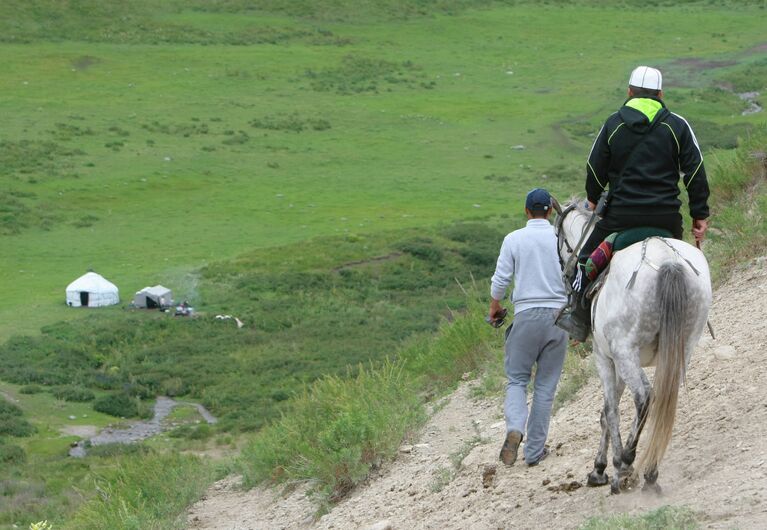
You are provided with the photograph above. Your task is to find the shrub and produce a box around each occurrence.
[92,393,140,418]
[19,384,44,394]
[397,237,443,262]
[169,424,212,440]
[694,121,752,150]
[0,441,27,464]
[457,246,497,268]
[160,377,187,397]
[0,401,35,437]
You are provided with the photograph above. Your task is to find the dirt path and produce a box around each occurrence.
[188,257,767,529]
[69,397,218,457]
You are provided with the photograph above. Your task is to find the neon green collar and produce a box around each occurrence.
[625,98,662,123]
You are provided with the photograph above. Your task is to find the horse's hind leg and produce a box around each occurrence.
[592,353,625,493]
[616,363,652,474]
[587,404,610,486]
[643,465,661,494]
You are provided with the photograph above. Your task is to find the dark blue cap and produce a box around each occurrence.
[525,188,551,211]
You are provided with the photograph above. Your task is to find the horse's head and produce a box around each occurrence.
[552,195,594,265]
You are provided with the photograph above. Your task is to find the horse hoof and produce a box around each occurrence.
[587,471,609,487]
[619,473,639,491]
[610,482,621,495]
[619,465,634,478]
[643,481,662,495]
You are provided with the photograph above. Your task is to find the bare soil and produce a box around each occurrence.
[59,425,99,438]
[188,257,767,530]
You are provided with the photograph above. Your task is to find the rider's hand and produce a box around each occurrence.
[587,200,596,211]
[692,218,708,243]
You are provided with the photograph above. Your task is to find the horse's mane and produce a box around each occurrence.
[563,195,591,218]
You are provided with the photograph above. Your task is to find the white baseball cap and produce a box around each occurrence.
[629,66,662,90]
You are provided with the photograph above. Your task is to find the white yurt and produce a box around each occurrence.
[65,272,120,308]
[133,285,173,309]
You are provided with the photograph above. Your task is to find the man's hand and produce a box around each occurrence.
[587,200,596,211]
[488,299,504,321]
[692,218,709,243]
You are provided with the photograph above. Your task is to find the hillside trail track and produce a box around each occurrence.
[188,257,767,529]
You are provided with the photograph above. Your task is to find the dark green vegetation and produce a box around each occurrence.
[0,0,766,528]
[0,222,504,432]
[0,400,35,437]
[240,299,496,506]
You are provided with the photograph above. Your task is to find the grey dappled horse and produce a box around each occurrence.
[554,199,712,494]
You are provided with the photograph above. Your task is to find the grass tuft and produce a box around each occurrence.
[63,452,217,530]
[704,127,767,282]
[579,505,698,530]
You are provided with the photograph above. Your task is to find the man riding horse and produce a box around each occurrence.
[556,65,711,342]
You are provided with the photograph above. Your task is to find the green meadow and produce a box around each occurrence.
[1,1,766,528]
[2,1,765,337]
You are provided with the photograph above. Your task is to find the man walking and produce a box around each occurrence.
[489,188,568,466]
[556,65,711,342]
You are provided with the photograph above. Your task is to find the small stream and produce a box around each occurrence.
[69,396,217,457]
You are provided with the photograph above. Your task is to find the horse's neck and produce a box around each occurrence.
[567,212,592,245]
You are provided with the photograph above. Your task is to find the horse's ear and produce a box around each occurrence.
[551,196,563,215]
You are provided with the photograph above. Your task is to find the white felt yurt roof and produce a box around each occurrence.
[65,272,120,307]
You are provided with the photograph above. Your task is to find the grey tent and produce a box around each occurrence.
[133,285,173,309]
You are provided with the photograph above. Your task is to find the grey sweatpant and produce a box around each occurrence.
[504,307,568,464]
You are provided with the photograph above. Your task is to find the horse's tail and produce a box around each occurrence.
[638,261,688,474]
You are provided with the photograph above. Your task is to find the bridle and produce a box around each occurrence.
[552,197,577,268]
[552,196,601,292]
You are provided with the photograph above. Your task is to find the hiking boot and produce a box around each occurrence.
[499,430,523,466]
[527,446,550,466]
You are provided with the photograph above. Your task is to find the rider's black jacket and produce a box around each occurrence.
[585,96,710,220]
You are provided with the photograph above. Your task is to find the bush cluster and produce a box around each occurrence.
[0,440,27,464]
[305,55,432,94]
[92,393,141,418]
[250,113,331,133]
[0,400,35,437]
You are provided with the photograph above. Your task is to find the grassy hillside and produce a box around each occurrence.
[1,1,765,337]
[0,0,765,528]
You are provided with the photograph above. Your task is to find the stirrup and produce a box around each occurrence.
[555,308,591,342]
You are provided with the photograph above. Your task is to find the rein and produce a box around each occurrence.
[552,198,598,282]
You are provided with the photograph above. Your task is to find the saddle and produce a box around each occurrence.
[585,226,673,300]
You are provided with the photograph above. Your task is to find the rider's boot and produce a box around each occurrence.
[556,273,592,342]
